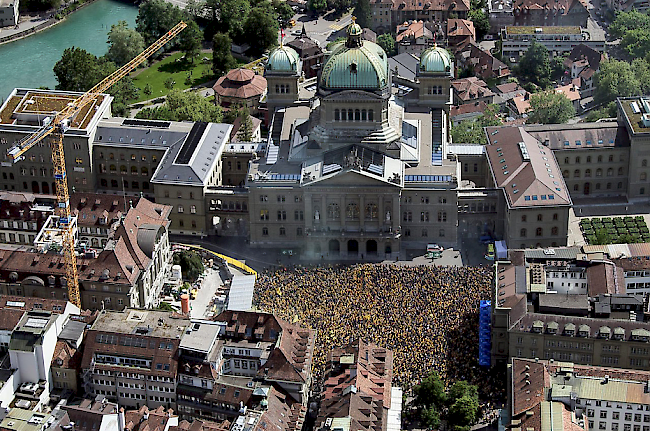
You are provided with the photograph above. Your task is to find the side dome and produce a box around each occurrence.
[266,45,300,73]
[419,45,452,74]
[319,21,388,90]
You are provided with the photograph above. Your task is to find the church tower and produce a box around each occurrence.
[265,44,302,114]
[417,45,454,112]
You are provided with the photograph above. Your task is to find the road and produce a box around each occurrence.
[282,12,352,47]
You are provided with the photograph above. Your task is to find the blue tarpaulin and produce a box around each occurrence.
[495,240,507,260]
[478,300,492,367]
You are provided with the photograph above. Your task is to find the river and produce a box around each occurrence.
[0,0,139,100]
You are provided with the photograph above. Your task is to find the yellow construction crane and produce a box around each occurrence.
[6,21,187,308]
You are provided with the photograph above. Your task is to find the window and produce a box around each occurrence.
[190,205,196,214]
[551,227,558,236]
[585,169,591,177]
[262,227,268,236]
[260,210,269,221]
[178,205,184,213]
[420,211,429,222]
[437,211,447,222]
[279,227,286,236]
[598,155,603,163]
[297,228,303,236]
[277,210,286,220]
[521,228,527,238]
[422,229,428,237]
[600,411,608,419]
[277,195,286,202]
[576,157,581,164]
[536,228,543,237]
[574,169,580,178]
[537,214,543,221]
[596,168,602,177]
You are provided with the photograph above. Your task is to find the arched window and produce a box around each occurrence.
[335,109,340,121]
[109,164,116,173]
[575,156,581,164]
[618,167,624,176]
[520,228,527,238]
[596,168,602,177]
[585,169,591,177]
[595,183,601,190]
[586,156,591,163]
[275,84,279,93]
[607,168,613,177]
[355,109,360,121]
[361,109,367,121]
[131,166,138,175]
[100,179,108,187]
[346,203,359,219]
[522,215,527,222]
[641,173,648,181]
[141,167,148,176]
[131,154,136,161]
[536,227,543,237]
[120,165,127,174]
[563,170,569,178]
[109,153,114,160]
[574,184,579,191]
[598,155,603,162]
[551,227,558,236]
[574,169,580,178]
[327,203,340,219]
[537,214,543,221]
[606,182,612,189]
[368,110,374,121]
[643,159,648,167]
[365,203,378,220]
[348,109,353,121]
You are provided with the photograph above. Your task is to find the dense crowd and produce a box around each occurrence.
[254,264,501,397]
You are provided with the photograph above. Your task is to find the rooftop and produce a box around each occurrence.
[9,311,57,351]
[0,89,109,130]
[618,97,650,135]
[506,26,582,35]
[90,309,190,338]
[179,321,221,354]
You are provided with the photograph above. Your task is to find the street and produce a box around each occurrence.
[282,12,353,47]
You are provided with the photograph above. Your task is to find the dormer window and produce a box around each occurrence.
[350,62,357,73]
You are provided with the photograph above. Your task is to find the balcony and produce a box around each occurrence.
[306,226,400,239]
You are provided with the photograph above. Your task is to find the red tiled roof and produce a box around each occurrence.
[213,69,267,100]
[451,77,495,102]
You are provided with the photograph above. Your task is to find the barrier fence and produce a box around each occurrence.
[174,243,257,276]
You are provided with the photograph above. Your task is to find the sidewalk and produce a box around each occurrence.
[0,14,56,45]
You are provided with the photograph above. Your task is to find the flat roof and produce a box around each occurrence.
[58,320,86,342]
[91,309,190,339]
[227,275,257,312]
[618,97,650,135]
[180,321,220,354]
[506,26,581,34]
[539,294,589,310]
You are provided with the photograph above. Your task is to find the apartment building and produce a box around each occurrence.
[492,247,650,370]
[368,0,469,33]
[508,358,650,431]
[501,26,605,64]
[80,309,191,409]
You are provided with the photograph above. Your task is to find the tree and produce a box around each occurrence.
[421,405,441,429]
[220,0,252,39]
[20,0,60,12]
[327,0,353,14]
[413,371,447,409]
[633,58,650,94]
[238,110,254,142]
[450,104,502,144]
[274,0,294,27]
[594,59,641,104]
[609,10,650,39]
[468,8,489,40]
[550,55,566,81]
[584,102,616,122]
[243,3,279,54]
[353,0,372,28]
[158,302,175,311]
[377,34,396,56]
[528,90,575,124]
[309,0,327,13]
[180,20,203,63]
[515,41,552,88]
[529,90,576,124]
[136,89,224,122]
[106,21,146,67]
[172,251,204,281]
[448,395,479,428]
[447,381,479,407]
[136,0,186,48]
[53,47,111,92]
[213,32,237,76]
[144,83,153,96]
[620,28,650,58]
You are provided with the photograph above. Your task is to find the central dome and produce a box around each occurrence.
[319,20,388,91]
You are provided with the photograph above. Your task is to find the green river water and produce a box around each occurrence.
[0,0,139,100]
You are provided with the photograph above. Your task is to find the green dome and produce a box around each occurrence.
[419,45,452,74]
[266,45,300,73]
[319,38,388,90]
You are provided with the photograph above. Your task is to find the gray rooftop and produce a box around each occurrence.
[58,320,86,342]
[94,118,191,150]
[180,321,221,354]
[9,311,57,352]
[151,122,232,186]
[525,247,582,260]
[538,294,589,311]
[91,309,190,338]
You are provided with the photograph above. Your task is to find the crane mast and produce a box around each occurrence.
[6,21,187,308]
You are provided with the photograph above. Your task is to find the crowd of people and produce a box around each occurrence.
[254,264,501,397]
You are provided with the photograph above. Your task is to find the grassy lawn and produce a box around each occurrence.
[129,52,218,104]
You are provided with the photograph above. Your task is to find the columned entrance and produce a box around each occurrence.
[366,240,377,255]
[347,239,358,255]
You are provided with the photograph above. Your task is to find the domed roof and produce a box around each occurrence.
[319,21,388,91]
[226,68,255,83]
[419,45,452,74]
[266,45,300,73]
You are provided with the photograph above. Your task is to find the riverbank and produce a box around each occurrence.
[0,0,139,99]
